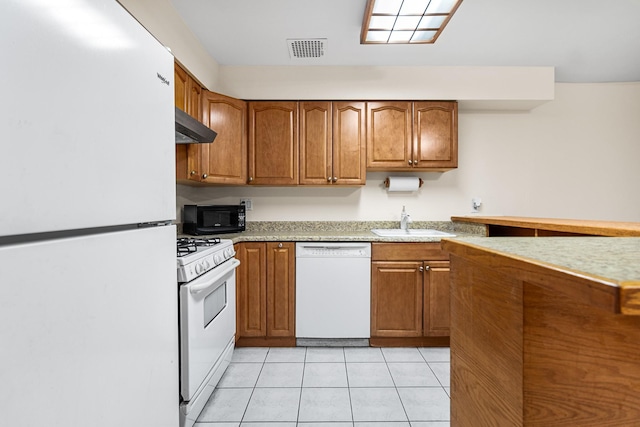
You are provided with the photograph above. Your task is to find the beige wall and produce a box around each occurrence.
[178,82,640,223]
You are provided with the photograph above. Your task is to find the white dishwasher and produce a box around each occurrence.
[295,242,371,341]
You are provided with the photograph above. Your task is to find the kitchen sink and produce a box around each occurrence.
[371,228,456,237]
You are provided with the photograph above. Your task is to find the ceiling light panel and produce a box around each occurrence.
[361,0,463,44]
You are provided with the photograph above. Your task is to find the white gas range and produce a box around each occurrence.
[176,238,239,427]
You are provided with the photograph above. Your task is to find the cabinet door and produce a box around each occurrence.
[413,101,458,170]
[248,101,298,185]
[423,260,451,336]
[174,63,201,182]
[236,243,267,338]
[201,91,247,184]
[371,261,423,337]
[174,64,189,181]
[333,101,366,185]
[266,242,295,337]
[299,101,332,185]
[366,101,412,170]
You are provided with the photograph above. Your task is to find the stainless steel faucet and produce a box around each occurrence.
[400,205,412,230]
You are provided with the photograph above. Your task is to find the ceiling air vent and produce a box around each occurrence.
[287,38,327,59]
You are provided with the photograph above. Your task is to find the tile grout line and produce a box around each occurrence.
[342,346,356,426]
[237,348,269,425]
[384,347,413,424]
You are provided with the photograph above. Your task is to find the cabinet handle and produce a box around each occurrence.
[278,243,283,248]
[248,176,253,182]
[333,177,337,182]
[419,266,424,272]
[190,170,197,176]
[414,159,419,165]
[202,173,208,179]
[424,265,430,271]
[408,160,413,165]
[327,177,332,182]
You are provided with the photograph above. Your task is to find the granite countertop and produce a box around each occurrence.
[178,220,486,243]
[443,236,640,314]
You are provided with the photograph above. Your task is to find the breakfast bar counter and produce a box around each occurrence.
[442,236,640,426]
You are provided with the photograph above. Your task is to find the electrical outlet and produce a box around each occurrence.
[240,198,253,211]
[472,197,482,213]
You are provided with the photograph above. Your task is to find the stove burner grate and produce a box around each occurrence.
[177,237,221,257]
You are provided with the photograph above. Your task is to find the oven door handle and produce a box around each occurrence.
[188,258,240,295]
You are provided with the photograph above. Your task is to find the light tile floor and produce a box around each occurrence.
[195,346,450,427]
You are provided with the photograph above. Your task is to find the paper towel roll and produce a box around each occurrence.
[386,176,421,192]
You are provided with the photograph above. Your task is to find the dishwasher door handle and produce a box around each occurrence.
[299,245,369,250]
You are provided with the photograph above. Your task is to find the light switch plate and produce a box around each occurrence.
[240,198,253,211]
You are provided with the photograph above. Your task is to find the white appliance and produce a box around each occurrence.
[295,242,372,341]
[0,2,178,426]
[177,238,239,427]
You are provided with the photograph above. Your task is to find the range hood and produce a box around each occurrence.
[175,107,217,144]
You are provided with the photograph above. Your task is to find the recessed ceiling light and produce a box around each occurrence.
[361,0,463,44]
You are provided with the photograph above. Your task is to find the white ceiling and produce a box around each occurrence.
[169,0,640,83]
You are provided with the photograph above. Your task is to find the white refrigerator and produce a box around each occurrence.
[0,1,179,426]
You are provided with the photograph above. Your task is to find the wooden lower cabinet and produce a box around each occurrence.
[370,243,450,346]
[235,242,295,346]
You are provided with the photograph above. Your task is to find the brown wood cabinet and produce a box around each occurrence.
[413,101,458,169]
[370,242,450,346]
[248,101,299,185]
[236,242,295,346]
[299,101,366,185]
[174,63,203,182]
[200,91,247,184]
[366,101,458,171]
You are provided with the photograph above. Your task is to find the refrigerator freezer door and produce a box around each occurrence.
[0,226,179,427]
[0,0,175,237]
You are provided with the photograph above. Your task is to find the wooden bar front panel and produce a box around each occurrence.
[450,255,523,426]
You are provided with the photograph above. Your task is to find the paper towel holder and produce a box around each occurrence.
[384,177,424,188]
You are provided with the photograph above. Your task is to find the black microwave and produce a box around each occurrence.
[182,204,246,235]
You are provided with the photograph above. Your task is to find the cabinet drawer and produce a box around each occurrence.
[372,242,448,261]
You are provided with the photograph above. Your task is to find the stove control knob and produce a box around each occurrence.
[202,260,211,270]
[214,254,222,265]
[224,248,232,259]
[195,263,204,274]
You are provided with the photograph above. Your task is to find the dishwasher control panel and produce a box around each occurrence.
[296,242,371,258]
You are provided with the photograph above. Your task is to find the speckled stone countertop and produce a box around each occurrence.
[442,236,640,314]
[178,221,485,242]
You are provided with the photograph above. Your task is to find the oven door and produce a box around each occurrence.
[179,257,239,401]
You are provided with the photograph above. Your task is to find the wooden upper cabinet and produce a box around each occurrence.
[332,101,366,185]
[366,100,458,171]
[299,101,366,185]
[200,91,247,184]
[174,63,202,182]
[366,101,412,169]
[248,101,299,185]
[413,101,458,169]
[299,101,332,185]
